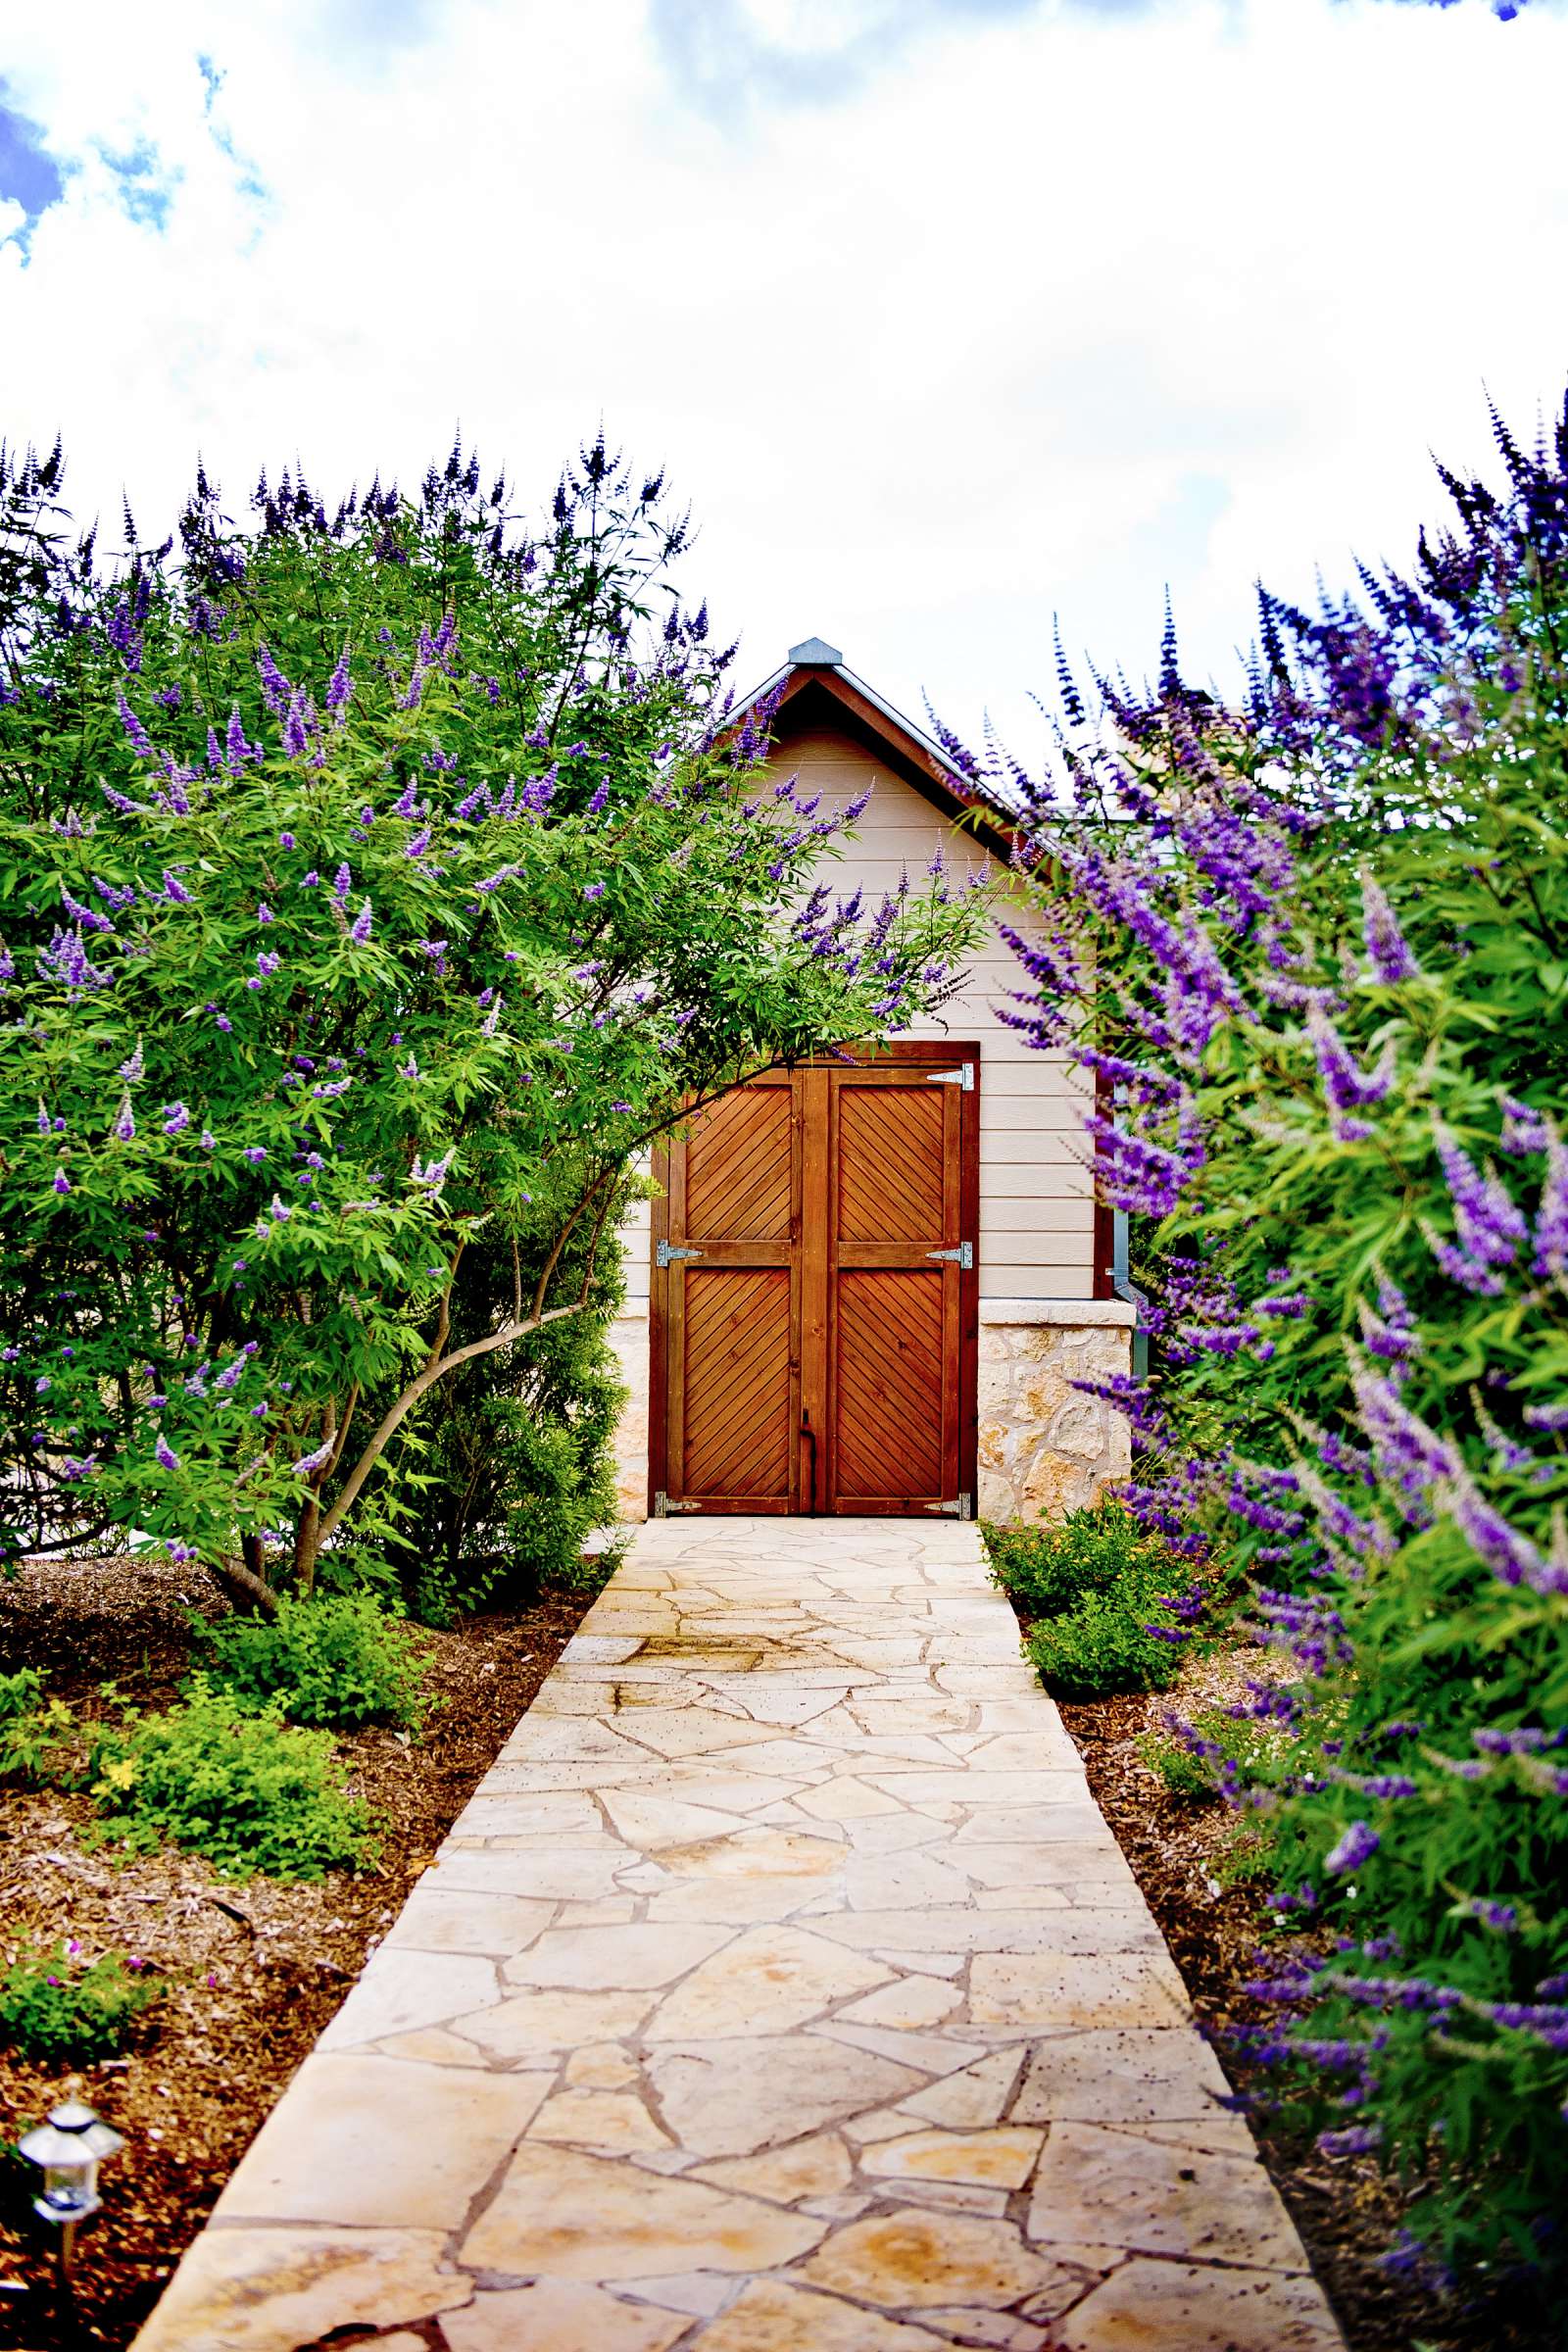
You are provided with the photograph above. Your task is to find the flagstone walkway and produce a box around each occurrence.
[133,1519,1345,2352]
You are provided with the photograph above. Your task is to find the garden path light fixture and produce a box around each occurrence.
[19,2098,123,2288]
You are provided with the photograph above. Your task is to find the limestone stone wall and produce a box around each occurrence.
[977,1299,1135,1526]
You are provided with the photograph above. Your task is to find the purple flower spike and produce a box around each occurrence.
[154,1434,179,1472]
[51,1169,71,1196]
[255,641,293,717]
[282,690,312,760]
[115,688,156,760]
[1318,2123,1383,2158]
[1360,874,1419,984]
[1503,1097,1550,1156]
[1305,1004,1396,1116]
[1533,1124,1568,1279]
[224,706,259,772]
[350,899,372,945]
[1446,1473,1554,1592]
[1323,1821,1380,1877]
[1426,1121,1528,1293]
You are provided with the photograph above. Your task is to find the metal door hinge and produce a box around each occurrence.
[653,1491,703,1517]
[657,1241,703,1268]
[926,1242,973,1270]
[926,1065,974,1091]
[925,1491,973,1519]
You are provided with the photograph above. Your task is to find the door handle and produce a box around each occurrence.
[800,1411,817,1517]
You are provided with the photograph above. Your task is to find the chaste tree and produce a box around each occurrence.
[0,435,985,1603]
[943,395,1568,2286]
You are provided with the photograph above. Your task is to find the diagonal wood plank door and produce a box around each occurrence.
[824,1062,967,1514]
[658,1072,801,1513]
[654,1046,978,1517]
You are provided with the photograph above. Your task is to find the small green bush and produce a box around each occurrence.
[985,1501,1200,1698]
[0,1938,158,2060]
[0,1668,75,1785]
[984,1499,1167,1618]
[86,1679,376,1881]
[1024,1586,1186,1698]
[195,1591,430,1729]
[1139,1701,1291,1800]
[1139,1727,1217,1801]
[1139,1704,1237,1799]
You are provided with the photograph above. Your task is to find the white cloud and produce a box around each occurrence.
[1,0,1564,760]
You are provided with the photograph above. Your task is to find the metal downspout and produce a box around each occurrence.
[1110,1205,1150,1382]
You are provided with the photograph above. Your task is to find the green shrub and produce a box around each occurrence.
[1139,1724,1219,1801]
[0,1668,75,1785]
[195,1591,430,1729]
[985,1499,1169,1620]
[1024,1586,1185,1698]
[86,1680,376,1881]
[0,441,981,1598]
[985,1501,1200,1698]
[555,1536,625,1599]
[1137,1702,1284,1800]
[0,1938,158,2060]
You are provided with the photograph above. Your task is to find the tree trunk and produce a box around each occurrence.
[293,1499,320,1596]
[214,1548,280,1618]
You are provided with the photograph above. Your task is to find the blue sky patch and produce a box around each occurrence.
[0,93,65,234]
[96,136,181,231]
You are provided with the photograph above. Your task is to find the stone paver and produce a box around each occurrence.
[131,1519,1345,2352]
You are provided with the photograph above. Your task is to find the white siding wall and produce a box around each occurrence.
[619,713,1094,1306]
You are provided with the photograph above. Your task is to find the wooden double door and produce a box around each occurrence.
[651,1045,979,1517]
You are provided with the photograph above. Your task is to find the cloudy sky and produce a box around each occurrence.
[1,0,1563,755]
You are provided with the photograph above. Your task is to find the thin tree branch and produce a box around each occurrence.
[316,1296,591,1545]
[324,1382,361,1481]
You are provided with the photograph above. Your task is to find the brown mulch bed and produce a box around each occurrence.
[0,1555,597,2351]
[1054,1650,1552,2352]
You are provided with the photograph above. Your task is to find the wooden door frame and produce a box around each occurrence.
[650,1042,980,1517]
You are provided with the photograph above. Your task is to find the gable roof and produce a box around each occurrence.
[740,637,1018,864]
